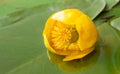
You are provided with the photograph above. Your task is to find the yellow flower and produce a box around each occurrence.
[43,9,98,61]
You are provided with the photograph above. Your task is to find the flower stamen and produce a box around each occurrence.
[50,21,79,52]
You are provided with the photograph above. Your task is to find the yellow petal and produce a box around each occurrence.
[63,47,94,61]
[51,9,84,25]
[43,19,57,53]
[75,15,98,51]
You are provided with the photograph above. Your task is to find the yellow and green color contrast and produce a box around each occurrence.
[43,9,98,61]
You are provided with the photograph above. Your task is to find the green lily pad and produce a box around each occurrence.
[81,0,105,19]
[105,0,120,10]
[0,0,106,19]
[0,0,60,16]
[111,17,120,31]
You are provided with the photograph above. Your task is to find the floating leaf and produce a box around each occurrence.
[111,17,120,31]
[81,0,105,19]
[0,0,60,16]
[0,4,57,73]
[105,0,120,10]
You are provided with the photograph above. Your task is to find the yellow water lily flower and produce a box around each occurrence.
[43,9,98,61]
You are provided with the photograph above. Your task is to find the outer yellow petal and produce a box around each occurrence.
[76,15,98,51]
[63,47,94,61]
[43,18,57,53]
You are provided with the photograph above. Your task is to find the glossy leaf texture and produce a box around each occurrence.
[0,0,120,74]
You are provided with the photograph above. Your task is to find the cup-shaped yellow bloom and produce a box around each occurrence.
[43,9,98,61]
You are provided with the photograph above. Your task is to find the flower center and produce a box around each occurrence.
[59,29,72,42]
[50,21,79,51]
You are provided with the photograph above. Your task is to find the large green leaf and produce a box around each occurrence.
[0,0,60,16]
[0,0,120,74]
[0,0,106,19]
[80,0,105,19]
[5,23,120,74]
[105,0,120,10]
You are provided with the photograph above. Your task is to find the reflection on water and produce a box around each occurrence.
[47,46,100,72]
